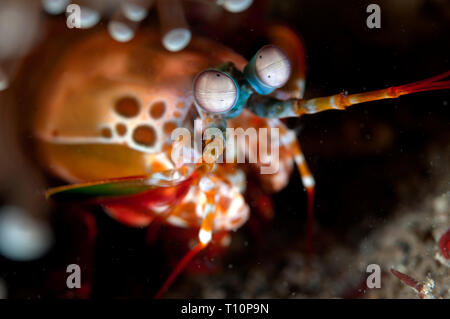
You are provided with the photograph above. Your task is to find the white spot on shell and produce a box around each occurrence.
[79,6,100,29]
[42,0,69,15]
[108,21,135,42]
[162,28,191,52]
[221,0,253,12]
[122,2,148,22]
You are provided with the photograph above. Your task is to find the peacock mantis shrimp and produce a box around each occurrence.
[36,25,450,298]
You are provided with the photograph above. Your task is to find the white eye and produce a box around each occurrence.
[254,45,291,88]
[193,70,238,113]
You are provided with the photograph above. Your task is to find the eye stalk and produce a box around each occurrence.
[244,45,291,95]
[193,70,239,114]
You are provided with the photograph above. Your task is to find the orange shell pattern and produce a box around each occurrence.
[34,31,293,231]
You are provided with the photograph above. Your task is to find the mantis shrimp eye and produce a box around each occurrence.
[244,45,291,95]
[254,45,291,88]
[193,70,239,114]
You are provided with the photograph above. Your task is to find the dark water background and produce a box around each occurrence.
[0,0,448,298]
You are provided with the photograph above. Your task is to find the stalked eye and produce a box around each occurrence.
[193,70,238,114]
[254,45,291,88]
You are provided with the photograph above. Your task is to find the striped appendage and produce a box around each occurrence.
[278,126,315,253]
[248,71,450,119]
[153,169,249,299]
[295,71,450,115]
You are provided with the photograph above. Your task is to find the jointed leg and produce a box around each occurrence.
[154,186,216,299]
[282,129,315,253]
[154,241,206,299]
[279,126,316,253]
[154,127,222,298]
[291,140,315,254]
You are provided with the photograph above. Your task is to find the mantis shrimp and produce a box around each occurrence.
[36,26,450,298]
